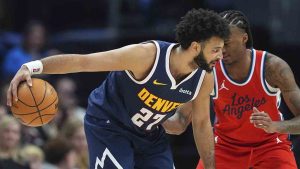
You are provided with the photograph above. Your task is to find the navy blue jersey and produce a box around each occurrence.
[86,40,206,133]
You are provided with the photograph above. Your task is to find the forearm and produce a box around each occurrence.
[277,116,300,134]
[163,113,190,135]
[41,54,85,74]
[163,104,192,135]
[162,120,184,135]
[192,120,215,169]
[163,112,191,135]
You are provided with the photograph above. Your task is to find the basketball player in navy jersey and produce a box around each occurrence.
[7,9,229,169]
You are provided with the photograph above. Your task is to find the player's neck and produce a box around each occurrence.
[225,49,252,82]
[169,46,196,83]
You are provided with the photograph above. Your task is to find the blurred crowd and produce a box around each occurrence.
[0,21,88,167]
[1,0,300,169]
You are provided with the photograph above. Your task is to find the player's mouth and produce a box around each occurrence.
[210,60,218,67]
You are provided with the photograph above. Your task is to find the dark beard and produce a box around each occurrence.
[194,51,213,72]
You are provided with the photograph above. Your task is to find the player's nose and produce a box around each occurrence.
[217,52,223,60]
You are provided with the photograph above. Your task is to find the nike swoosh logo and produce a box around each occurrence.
[153,79,167,86]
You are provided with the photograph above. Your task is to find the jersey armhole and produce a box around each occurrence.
[191,71,207,101]
[261,51,280,96]
[125,40,160,84]
[211,68,218,99]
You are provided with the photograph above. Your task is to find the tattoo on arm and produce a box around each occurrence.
[265,54,293,90]
[265,53,300,133]
[265,53,300,112]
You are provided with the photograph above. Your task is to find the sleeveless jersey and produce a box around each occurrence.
[86,40,206,134]
[213,49,288,145]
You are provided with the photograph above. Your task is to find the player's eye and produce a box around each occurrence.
[212,49,220,53]
[224,41,230,46]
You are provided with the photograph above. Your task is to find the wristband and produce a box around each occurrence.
[23,60,43,75]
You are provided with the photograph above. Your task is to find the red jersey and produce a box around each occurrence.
[213,49,289,145]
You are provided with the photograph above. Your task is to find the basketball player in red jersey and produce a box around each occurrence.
[163,10,300,169]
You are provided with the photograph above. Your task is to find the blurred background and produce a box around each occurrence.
[0,0,299,169]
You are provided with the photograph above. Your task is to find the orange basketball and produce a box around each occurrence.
[10,78,59,127]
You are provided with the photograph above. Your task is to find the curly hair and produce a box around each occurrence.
[220,10,253,48]
[175,8,230,49]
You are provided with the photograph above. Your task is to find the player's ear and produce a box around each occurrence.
[191,41,201,53]
[242,33,248,45]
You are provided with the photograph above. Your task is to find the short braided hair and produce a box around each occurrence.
[220,10,253,48]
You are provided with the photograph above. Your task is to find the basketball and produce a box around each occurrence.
[10,78,59,127]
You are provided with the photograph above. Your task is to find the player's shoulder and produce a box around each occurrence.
[123,41,158,79]
[121,42,157,63]
[263,51,293,87]
[264,52,289,70]
[131,42,157,59]
[138,41,157,51]
[139,41,156,49]
[126,41,154,50]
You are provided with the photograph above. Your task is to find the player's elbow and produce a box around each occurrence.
[165,128,186,135]
[163,122,188,135]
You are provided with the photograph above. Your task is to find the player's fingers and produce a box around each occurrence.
[253,107,260,113]
[6,85,12,106]
[253,122,265,128]
[11,83,18,101]
[254,123,271,133]
[250,115,262,123]
[253,123,261,128]
[25,75,32,87]
[251,114,272,124]
[253,120,269,126]
[251,112,268,117]
[250,115,266,120]
[11,77,22,101]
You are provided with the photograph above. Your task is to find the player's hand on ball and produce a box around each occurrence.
[7,65,32,106]
[250,107,280,133]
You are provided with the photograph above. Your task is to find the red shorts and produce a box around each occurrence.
[197,135,297,169]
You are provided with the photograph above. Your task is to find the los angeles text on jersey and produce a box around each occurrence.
[138,88,183,113]
[222,92,267,119]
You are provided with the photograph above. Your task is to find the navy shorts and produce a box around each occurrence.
[84,114,175,169]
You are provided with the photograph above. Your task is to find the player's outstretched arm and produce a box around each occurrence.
[7,43,156,106]
[41,43,156,74]
[162,102,192,135]
[251,53,300,134]
[192,72,215,169]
